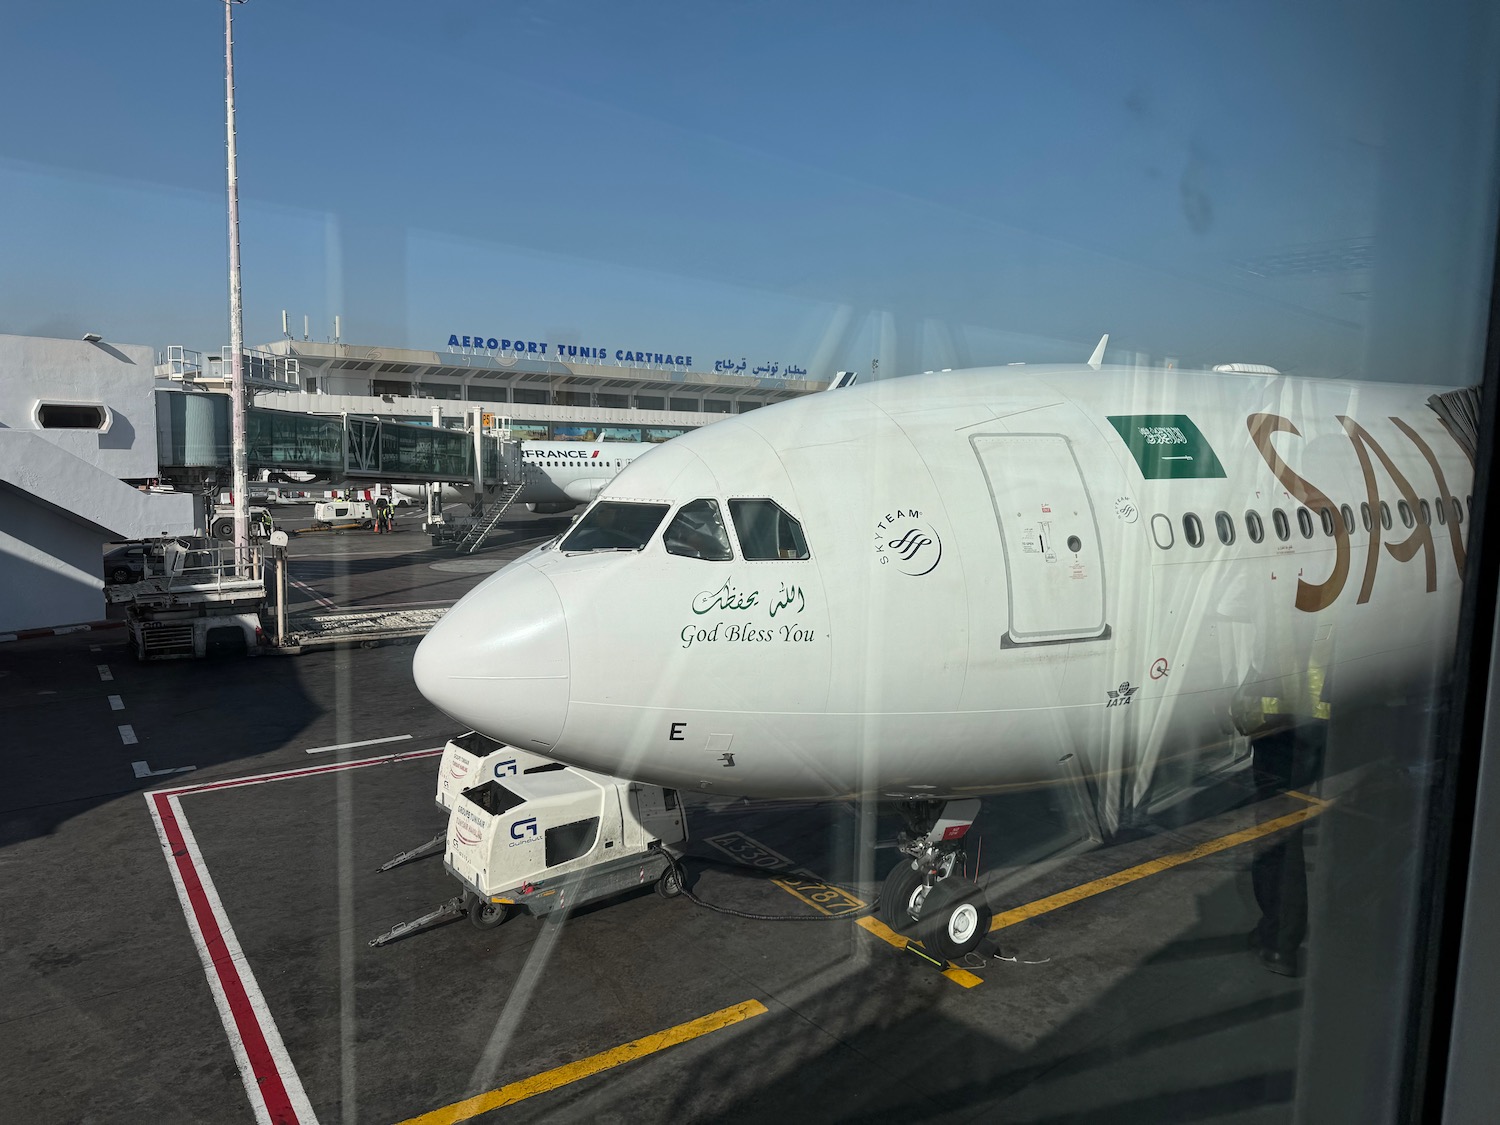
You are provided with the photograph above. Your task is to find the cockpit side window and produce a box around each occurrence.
[559,501,670,552]
[729,499,811,560]
[663,498,734,561]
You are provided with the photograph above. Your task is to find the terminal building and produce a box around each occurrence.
[0,333,194,634]
[0,330,831,634]
[159,336,832,443]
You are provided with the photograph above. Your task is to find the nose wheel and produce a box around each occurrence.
[879,798,990,959]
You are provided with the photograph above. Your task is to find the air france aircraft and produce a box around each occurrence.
[413,363,1474,957]
[394,440,654,514]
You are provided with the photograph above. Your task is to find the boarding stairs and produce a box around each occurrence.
[454,481,526,555]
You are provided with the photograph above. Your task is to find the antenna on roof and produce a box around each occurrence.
[1087,334,1109,370]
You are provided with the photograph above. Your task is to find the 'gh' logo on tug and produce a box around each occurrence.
[510,817,539,841]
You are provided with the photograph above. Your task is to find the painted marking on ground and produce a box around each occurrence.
[134,761,197,779]
[394,999,770,1125]
[989,801,1330,932]
[854,917,984,988]
[89,645,101,652]
[97,664,113,682]
[769,872,866,917]
[143,746,444,1124]
[118,724,138,745]
[302,733,413,755]
[146,792,314,1125]
[290,578,337,611]
[702,831,866,916]
[108,694,124,711]
[1285,789,1330,808]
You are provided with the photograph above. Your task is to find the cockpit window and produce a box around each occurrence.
[559,501,670,553]
[729,499,811,560]
[662,499,734,561]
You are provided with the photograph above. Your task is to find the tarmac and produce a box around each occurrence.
[0,504,1430,1124]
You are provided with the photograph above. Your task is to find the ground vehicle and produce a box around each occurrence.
[311,500,374,529]
[103,542,160,584]
[209,506,274,541]
[371,735,688,943]
[106,539,267,660]
[446,762,687,927]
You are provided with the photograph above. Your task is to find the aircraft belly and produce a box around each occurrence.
[551,702,1087,799]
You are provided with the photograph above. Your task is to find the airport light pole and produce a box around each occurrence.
[225,0,250,569]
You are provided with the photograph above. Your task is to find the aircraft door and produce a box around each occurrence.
[971,434,1108,644]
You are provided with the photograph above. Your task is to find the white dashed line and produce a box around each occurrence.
[109,695,124,711]
[290,579,337,611]
[89,645,101,652]
[302,734,413,755]
[97,665,113,682]
[133,760,195,778]
[118,724,138,746]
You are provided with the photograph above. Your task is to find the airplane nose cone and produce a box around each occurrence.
[413,563,570,751]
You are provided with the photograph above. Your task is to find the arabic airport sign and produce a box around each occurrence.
[444,334,809,379]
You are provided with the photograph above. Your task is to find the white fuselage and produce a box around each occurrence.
[393,441,653,511]
[413,366,1471,819]
[513,441,652,509]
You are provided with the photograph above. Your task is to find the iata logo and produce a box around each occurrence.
[874,509,942,576]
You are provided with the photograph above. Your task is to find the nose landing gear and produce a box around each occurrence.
[878,798,992,960]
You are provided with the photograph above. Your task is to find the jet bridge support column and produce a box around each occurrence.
[471,408,485,511]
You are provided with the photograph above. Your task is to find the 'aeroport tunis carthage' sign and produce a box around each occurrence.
[448,334,691,367]
[444,334,811,379]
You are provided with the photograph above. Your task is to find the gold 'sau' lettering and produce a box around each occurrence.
[1390,417,1465,578]
[1249,412,1467,613]
[1247,413,1350,612]
[1337,416,1435,600]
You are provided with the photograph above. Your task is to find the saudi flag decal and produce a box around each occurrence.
[1107,414,1226,479]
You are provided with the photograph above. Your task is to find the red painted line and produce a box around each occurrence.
[0,619,125,643]
[151,792,299,1124]
[150,746,445,797]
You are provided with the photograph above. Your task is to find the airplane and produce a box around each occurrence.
[412,360,1475,958]
[392,439,655,515]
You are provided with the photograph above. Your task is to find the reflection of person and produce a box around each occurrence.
[1249,722,1326,975]
[1241,641,1330,977]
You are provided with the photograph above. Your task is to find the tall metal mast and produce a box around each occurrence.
[225,0,249,566]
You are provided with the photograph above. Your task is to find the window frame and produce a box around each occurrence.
[1245,509,1265,544]
[1183,512,1205,548]
[662,497,735,562]
[728,498,812,561]
[1215,510,1236,546]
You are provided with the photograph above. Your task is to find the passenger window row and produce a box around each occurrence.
[1158,494,1471,550]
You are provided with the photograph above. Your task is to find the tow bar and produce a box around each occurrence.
[376,833,444,873]
[368,895,466,948]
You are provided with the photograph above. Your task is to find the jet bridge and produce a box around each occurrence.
[155,389,519,487]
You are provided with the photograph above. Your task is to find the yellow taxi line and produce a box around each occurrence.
[855,917,985,988]
[393,999,769,1125]
[990,801,1328,932]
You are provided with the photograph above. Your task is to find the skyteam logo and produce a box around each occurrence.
[873,509,943,576]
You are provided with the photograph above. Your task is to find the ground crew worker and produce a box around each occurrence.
[1232,632,1332,977]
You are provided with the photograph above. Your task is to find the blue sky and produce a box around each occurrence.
[3,1,1499,382]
